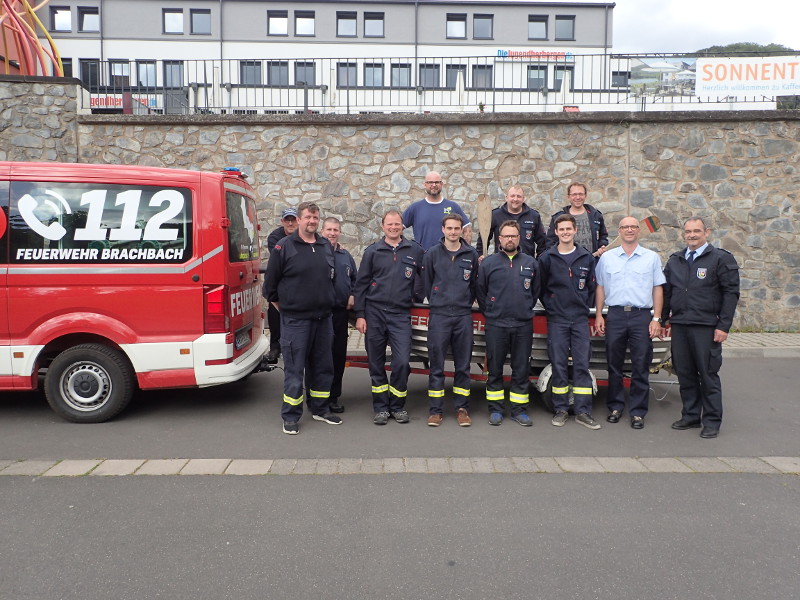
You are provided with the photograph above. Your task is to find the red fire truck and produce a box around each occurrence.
[0,162,268,422]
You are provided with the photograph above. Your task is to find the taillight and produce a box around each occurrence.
[204,285,229,333]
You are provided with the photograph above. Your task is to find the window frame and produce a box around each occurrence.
[294,10,315,36]
[336,11,357,37]
[240,60,263,86]
[50,6,71,32]
[364,12,384,37]
[390,63,411,88]
[554,15,575,41]
[363,63,385,88]
[163,60,184,88]
[108,60,130,88]
[611,70,631,88]
[446,13,466,39]
[267,10,288,36]
[336,62,357,87]
[471,64,494,90]
[445,64,466,90]
[527,65,547,91]
[78,6,100,33]
[137,60,157,87]
[266,61,289,87]
[190,9,211,35]
[295,62,316,87]
[553,65,575,91]
[473,14,493,40]
[528,15,548,40]
[79,58,100,90]
[162,8,183,35]
[419,63,440,89]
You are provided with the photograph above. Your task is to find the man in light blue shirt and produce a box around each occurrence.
[595,216,666,429]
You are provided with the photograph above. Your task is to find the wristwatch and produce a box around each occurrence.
[652,317,662,324]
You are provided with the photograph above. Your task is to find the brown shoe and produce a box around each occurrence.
[427,414,443,427]
[456,408,472,427]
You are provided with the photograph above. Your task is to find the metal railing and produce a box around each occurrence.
[77,53,793,115]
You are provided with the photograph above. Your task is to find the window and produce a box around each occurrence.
[364,63,384,87]
[391,63,411,87]
[446,14,466,39]
[337,62,357,87]
[528,15,547,40]
[337,12,357,37]
[109,61,130,87]
[267,10,288,35]
[137,61,157,87]
[226,192,258,262]
[295,11,314,36]
[60,58,73,78]
[527,66,546,90]
[267,61,289,86]
[419,64,440,89]
[163,9,183,34]
[554,66,574,91]
[555,15,575,40]
[51,6,71,32]
[191,9,211,34]
[240,61,262,85]
[473,14,493,39]
[78,7,99,32]
[472,65,493,90]
[295,62,316,86]
[445,64,466,89]
[364,12,384,37]
[79,59,99,89]
[612,71,631,87]
[163,61,184,87]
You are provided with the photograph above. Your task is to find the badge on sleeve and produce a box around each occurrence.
[463,269,471,281]
[405,266,413,279]
[696,268,707,279]
[579,278,586,290]
[524,278,531,289]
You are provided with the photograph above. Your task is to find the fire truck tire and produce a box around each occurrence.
[44,344,135,423]
[539,382,555,413]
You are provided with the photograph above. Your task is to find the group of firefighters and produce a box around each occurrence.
[263,173,740,440]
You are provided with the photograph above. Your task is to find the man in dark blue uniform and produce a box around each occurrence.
[538,214,600,430]
[354,210,425,425]
[595,216,665,430]
[422,213,479,427]
[477,185,546,258]
[264,207,298,363]
[662,217,740,439]
[264,202,340,435]
[321,217,357,414]
[476,221,540,426]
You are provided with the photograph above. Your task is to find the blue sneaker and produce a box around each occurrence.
[489,412,503,426]
[512,413,533,427]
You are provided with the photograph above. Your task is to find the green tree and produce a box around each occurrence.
[689,42,796,57]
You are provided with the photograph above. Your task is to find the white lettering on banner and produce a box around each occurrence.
[230,285,260,318]
[696,56,800,97]
[100,248,185,261]
[16,248,101,261]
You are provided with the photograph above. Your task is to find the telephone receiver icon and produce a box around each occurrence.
[18,191,70,241]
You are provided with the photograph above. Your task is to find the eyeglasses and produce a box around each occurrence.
[425,181,442,185]
[499,234,520,239]
[619,225,640,230]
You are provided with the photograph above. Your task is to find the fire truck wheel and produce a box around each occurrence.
[539,381,555,413]
[44,344,135,423]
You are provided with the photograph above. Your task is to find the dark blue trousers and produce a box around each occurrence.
[605,307,653,417]
[279,314,334,423]
[364,303,411,413]
[485,321,532,416]
[546,319,593,414]
[671,324,724,429]
[427,312,473,414]
[330,307,350,401]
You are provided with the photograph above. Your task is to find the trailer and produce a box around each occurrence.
[346,304,672,410]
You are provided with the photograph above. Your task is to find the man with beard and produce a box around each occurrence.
[263,207,298,363]
[402,171,472,250]
[477,185,546,259]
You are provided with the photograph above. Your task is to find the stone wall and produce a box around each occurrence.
[0,76,80,163]
[1,78,797,330]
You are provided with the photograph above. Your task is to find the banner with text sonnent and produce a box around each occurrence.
[696,56,800,99]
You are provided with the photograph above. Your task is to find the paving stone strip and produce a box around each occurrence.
[0,457,798,476]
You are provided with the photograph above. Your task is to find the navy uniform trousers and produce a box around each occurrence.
[546,319,593,414]
[364,303,411,413]
[485,321,532,416]
[605,306,653,418]
[280,314,334,423]
[330,306,350,402]
[671,323,724,429]
[427,313,473,414]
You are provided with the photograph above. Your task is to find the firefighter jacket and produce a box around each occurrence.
[422,239,479,316]
[477,203,547,257]
[662,244,740,332]
[538,244,596,322]
[264,231,335,320]
[545,204,609,253]
[476,250,541,327]
[354,237,425,317]
[331,244,357,309]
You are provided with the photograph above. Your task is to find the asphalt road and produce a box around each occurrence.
[3,357,799,600]
[0,357,798,459]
